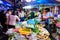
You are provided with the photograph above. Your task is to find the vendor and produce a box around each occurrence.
[44,8,54,33]
[30,11,35,19]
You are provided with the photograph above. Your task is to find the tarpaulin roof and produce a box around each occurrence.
[0,0,12,6]
[26,0,60,6]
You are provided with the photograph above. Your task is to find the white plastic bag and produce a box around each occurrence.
[29,32,37,40]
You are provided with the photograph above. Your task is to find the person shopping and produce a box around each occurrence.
[6,11,20,29]
[19,10,25,22]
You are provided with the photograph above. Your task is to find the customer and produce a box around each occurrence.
[15,8,21,17]
[0,10,7,32]
[6,9,13,28]
[19,10,25,22]
[6,9,13,18]
[6,11,20,29]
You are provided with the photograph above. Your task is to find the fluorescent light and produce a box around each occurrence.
[32,0,36,1]
[0,1,3,4]
[7,4,11,6]
[23,6,33,9]
[25,0,31,2]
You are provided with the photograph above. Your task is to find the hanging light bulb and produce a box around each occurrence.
[23,6,33,9]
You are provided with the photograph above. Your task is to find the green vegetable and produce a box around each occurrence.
[32,26,39,34]
[58,18,60,22]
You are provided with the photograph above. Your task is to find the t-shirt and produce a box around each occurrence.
[46,12,53,24]
[58,14,60,18]
[46,12,53,18]
[6,14,20,25]
[5,14,10,24]
[54,14,58,20]
[30,12,35,19]
[19,12,25,17]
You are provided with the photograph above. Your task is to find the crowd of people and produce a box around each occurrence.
[0,7,60,40]
[0,8,36,33]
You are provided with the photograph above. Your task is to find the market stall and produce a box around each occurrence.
[5,17,51,40]
[0,0,60,40]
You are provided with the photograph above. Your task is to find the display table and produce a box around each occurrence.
[7,19,51,40]
[8,28,50,40]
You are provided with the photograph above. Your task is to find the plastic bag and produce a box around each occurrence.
[14,33,26,40]
[27,19,35,25]
[26,24,35,29]
[6,28,14,35]
[56,22,60,28]
[13,28,20,32]
[19,28,31,35]
[58,18,60,22]
[32,26,39,34]
[15,22,22,28]
[29,32,37,40]
[9,33,27,40]
[34,18,39,24]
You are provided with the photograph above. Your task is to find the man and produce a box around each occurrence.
[45,8,54,33]
[30,11,35,19]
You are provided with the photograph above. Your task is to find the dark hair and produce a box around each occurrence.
[0,10,4,14]
[7,9,12,12]
[12,11,15,15]
[45,8,50,12]
[0,10,6,24]
[39,10,41,12]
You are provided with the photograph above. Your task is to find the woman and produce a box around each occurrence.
[6,11,20,29]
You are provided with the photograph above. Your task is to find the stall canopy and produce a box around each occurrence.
[25,0,60,6]
[22,0,60,9]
